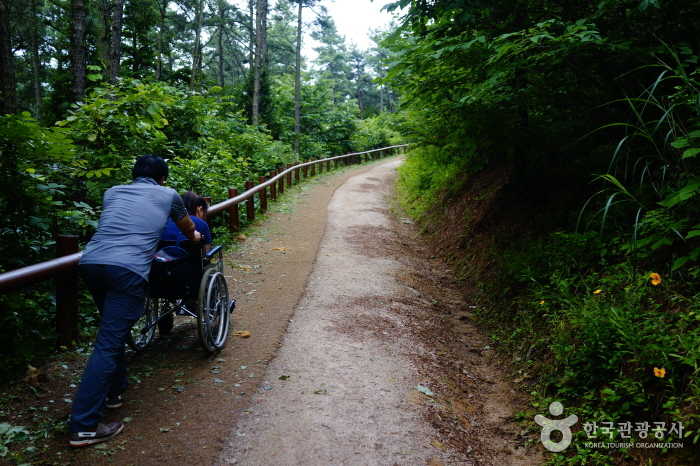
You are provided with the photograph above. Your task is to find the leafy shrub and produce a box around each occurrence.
[397,145,473,218]
[351,112,404,151]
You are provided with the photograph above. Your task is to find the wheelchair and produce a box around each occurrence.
[127,240,235,353]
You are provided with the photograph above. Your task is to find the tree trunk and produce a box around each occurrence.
[30,0,42,119]
[251,0,268,125]
[0,0,17,115]
[108,0,125,82]
[132,23,138,74]
[94,1,109,71]
[156,0,167,80]
[190,0,204,89]
[294,0,302,154]
[217,1,225,87]
[0,0,16,114]
[248,0,254,69]
[380,84,386,113]
[70,0,87,101]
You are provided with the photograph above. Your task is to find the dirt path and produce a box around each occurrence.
[218,160,463,465]
[216,160,540,465]
[2,158,541,465]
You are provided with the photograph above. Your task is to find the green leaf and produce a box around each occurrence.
[87,73,102,82]
[671,138,689,149]
[682,148,700,159]
[658,179,700,208]
[686,230,700,240]
[87,134,97,142]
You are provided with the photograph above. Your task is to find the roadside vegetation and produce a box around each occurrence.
[386,0,700,463]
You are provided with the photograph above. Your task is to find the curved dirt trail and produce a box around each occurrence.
[218,160,469,465]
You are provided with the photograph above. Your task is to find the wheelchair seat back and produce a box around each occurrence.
[149,243,202,299]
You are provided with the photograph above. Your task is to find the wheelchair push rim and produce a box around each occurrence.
[127,297,159,351]
[197,269,230,352]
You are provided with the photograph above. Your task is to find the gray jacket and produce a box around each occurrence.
[80,177,187,280]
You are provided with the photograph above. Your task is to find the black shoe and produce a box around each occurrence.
[105,394,123,409]
[69,421,124,447]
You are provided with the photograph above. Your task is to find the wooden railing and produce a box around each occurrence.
[0,144,407,344]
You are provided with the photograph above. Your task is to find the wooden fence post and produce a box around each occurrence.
[294,166,300,184]
[245,181,255,222]
[278,168,285,195]
[311,161,316,176]
[227,188,240,232]
[202,196,212,221]
[56,235,79,347]
[270,171,277,201]
[303,164,308,178]
[326,159,331,171]
[287,164,294,186]
[259,176,268,213]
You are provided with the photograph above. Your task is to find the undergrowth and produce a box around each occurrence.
[397,154,700,464]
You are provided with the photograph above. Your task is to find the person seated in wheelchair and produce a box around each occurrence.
[152,191,213,319]
[160,191,212,252]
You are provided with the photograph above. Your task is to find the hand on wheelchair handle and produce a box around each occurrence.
[193,230,202,242]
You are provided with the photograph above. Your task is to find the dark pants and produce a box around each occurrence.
[70,264,146,432]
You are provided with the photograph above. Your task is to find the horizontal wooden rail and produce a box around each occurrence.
[208,145,407,215]
[0,144,407,295]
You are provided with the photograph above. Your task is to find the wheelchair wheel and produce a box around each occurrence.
[197,267,230,353]
[128,297,158,351]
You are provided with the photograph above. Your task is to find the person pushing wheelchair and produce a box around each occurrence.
[69,155,202,447]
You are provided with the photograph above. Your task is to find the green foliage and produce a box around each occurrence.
[484,232,700,461]
[0,422,30,458]
[389,0,700,463]
[581,57,700,279]
[397,146,472,218]
[0,112,77,268]
[351,112,404,151]
[269,74,361,159]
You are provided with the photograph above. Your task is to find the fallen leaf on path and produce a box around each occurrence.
[271,247,288,251]
[313,389,328,395]
[416,385,434,397]
[278,375,290,380]
[159,427,170,433]
[233,331,251,338]
[236,234,247,241]
[431,440,445,450]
